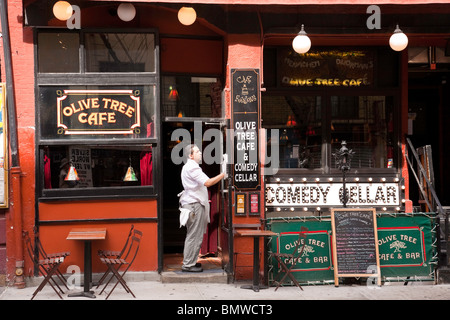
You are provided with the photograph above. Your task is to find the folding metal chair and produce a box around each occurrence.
[23,230,69,300]
[96,224,134,287]
[270,226,308,291]
[33,227,70,287]
[99,229,142,299]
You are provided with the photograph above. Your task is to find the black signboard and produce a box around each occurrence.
[38,85,156,140]
[231,69,260,190]
[331,208,381,286]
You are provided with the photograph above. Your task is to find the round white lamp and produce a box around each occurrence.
[178,7,197,26]
[53,1,72,21]
[292,24,311,54]
[117,3,136,22]
[389,24,408,51]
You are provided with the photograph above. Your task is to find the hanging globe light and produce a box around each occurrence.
[292,24,311,54]
[117,3,136,22]
[53,1,73,21]
[389,24,408,51]
[178,7,197,26]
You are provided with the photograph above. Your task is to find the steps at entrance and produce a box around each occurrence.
[161,268,229,283]
[162,253,228,283]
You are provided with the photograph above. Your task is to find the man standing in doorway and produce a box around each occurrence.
[179,144,226,272]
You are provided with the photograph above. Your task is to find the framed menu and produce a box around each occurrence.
[331,208,381,286]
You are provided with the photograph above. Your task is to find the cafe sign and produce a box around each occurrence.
[274,230,332,272]
[279,48,374,88]
[57,89,141,135]
[265,182,401,208]
[378,226,426,268]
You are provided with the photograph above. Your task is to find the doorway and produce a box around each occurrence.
[408,71,450,208]
[161,120,226,271]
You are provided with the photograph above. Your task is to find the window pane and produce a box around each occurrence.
[85,33,155,72]
[44,145,153,189]
[262,96,322,169]
[38,85,156,140]
[38,32,79,73]
[162,76,222,118]
[330,96,395,169]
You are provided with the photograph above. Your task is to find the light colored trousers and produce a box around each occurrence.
[182,202,208,267]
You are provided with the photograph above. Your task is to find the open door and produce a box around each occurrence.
[218,119,234,275]
[162,118,232,275]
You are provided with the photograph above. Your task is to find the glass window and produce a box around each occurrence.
[43,145,153,189]
[38,32,80,73]
[161,76,222,118]
[262,96,322,169]
[262,95,395,170]
[330,96,395,169]
[85,33,155,72]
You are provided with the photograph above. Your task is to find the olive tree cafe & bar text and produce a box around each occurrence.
[0,0,449,290]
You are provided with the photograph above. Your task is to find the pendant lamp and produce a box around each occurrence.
[123,166,138,182]
[117,3,136,22]
[389,24,408,52]
[292,24,311,54]
[53,1,73,21]
[65,164,80,181]
[178,7,197,26]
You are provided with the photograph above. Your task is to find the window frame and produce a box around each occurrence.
[261,88,401,176]
[35,28,160,200]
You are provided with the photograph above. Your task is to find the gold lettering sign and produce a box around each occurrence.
[57,89,141,135]
[279,48,374,87]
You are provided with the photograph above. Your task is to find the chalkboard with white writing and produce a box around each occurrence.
[331,208,381,286]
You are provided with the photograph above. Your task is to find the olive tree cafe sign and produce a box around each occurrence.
[279,48,374,87]
[231,69,260,190]
[57,89,141,135]
[265,181,401,209]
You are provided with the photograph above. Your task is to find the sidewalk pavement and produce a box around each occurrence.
[1,273,450,301]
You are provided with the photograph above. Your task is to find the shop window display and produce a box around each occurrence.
[262,95,395,170]
[36,30,158,198]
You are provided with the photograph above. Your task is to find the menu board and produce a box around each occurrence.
[331,208,381,286]
[231,69,260,190]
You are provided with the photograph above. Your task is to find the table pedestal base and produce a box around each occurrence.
[240,284,269,292]
[68,290,96,299]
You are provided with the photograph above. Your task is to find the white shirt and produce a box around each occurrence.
[180,159,210,222]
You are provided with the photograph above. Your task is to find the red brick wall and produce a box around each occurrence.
[0,0,36,279]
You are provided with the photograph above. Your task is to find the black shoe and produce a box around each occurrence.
[182,265,203,272]
[195,262,202,267]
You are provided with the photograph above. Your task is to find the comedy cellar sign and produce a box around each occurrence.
[265,181,402,209]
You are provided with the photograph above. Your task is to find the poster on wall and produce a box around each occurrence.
[69,146,93,188]
[0,84,8,208]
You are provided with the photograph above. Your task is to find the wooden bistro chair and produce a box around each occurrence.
[270,226,308,291]
[97,224,135,287]
[23,230,70,300]
[98,229,143,299]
